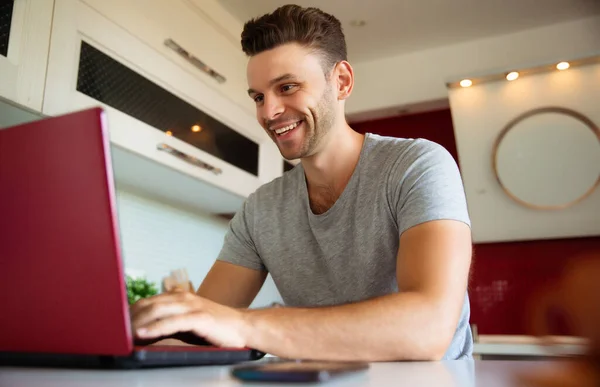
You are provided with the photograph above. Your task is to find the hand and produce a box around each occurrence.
[130,291,251,348]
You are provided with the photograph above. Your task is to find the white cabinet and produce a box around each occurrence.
[43,0,283,214]
[0,0,54,111]
[80,0,255,120]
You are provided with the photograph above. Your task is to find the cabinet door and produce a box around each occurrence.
[43,0,268,211]
[80,0,254,121]
[0,0,53,111]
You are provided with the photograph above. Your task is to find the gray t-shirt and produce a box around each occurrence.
[217,133,473,360]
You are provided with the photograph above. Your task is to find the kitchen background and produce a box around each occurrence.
[1,0,600,339]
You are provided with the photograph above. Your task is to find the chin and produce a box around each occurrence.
[278,147,305,161]
[280,151,301,161]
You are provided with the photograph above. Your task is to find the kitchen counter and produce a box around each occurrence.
[473,335,588,360]
[0,359,563,386]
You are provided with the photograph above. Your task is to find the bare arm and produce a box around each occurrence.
[242,219,472,361]
[197,261,267,308]
[132,220,471,360]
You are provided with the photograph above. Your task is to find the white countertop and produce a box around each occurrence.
[0,360,561,387]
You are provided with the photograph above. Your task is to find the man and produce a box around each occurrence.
[131,4,473,361]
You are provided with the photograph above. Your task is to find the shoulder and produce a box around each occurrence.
[369,132,451,157]
[363,133,465,204]
[363,135,470,231]
[362,133,456,176]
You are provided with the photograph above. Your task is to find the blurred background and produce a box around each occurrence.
[1,0,599,361]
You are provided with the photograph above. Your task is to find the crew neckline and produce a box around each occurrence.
[299,133,372,219]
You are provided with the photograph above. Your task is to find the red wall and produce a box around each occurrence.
[352,109,600,335]
[352,109,461,165]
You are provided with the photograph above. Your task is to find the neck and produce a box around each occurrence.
[301,122,365,192]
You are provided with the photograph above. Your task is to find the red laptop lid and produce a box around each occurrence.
[0,107,133,356]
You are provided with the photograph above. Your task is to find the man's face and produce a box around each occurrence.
[246,43,338,160]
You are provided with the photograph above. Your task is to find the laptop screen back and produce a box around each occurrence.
[0,108,132,356]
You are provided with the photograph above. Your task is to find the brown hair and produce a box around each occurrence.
[241,4,347,72]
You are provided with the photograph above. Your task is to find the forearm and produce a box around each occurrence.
[197,261,267,308]
[242,292,458,361]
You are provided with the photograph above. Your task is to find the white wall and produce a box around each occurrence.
[115,186,283,308]
[173,1,600,121]
[448,62,600,243]
[347,15,600,117]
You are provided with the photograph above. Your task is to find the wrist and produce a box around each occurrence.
[239,308,259,349]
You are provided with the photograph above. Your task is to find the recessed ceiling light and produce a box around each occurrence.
[349,19,366,27]
[460,79,472,88]
[506,71,519,81]
[191,125,202,132]
[165,130,173,136]
[556,61,570,71]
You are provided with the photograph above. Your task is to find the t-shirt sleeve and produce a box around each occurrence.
[389,139,471,236]
[215,193,266,271]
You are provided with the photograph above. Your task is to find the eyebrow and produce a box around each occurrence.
[247,73,298,96]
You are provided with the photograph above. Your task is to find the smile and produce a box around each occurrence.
[274,121,302,136]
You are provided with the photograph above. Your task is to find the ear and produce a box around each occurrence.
[334,61,354,100]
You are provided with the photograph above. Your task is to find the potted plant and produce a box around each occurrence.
[125,275,158,305]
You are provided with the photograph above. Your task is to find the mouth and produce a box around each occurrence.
[272,120,303,137]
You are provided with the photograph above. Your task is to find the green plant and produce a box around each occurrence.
[126,275,158,305]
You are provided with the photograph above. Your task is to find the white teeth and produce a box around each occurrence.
[274,121,300,135]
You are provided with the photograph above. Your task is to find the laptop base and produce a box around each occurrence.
[0,347,264,369]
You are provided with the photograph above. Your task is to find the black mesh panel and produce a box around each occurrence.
[0,0,15,57]
[76,41,259,176]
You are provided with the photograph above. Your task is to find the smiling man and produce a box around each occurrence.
[131,4,474,361]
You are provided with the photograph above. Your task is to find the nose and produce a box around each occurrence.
[260,95,284,124]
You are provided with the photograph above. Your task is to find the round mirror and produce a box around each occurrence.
[493,107,600,210]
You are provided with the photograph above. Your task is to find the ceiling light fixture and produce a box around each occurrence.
[460,79,472,88]
[165,130,173,136]
[191,125,202,132]
[506,71,519,81]
[446,54,599,89]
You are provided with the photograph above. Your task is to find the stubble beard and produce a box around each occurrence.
[287,86,337,160]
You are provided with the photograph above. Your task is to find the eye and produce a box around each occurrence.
[253,94,264,103]
[280,84,297,93]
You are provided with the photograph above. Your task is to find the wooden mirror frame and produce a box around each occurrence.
[492,106,600,210]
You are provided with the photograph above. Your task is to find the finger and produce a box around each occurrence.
[132,301,195,334]
[131,292,202,328]
[130,292,170,315]
[130,291,194,320]
[136,312,211,341]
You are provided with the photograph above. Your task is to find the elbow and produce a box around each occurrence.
[415,336,453,361]
[388,341,447,362]
[424,344,449,361]
[396,322,455,361]
[415,301,463,361]
[425,321,457,361]
[409,340,449,361]
[425,324,457,361]
[385,336,450,362]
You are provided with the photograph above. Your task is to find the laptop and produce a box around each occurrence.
[0,107,265,368]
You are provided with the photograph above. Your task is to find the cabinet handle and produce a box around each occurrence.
[156,143,223,175]
[164,38,226,84]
